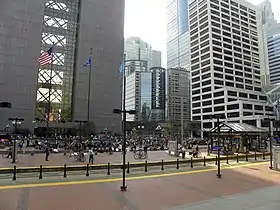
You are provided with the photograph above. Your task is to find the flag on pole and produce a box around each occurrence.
[38,47,53,66]
[82,58,91,67]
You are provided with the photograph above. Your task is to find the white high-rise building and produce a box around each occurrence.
[189,0,273,137]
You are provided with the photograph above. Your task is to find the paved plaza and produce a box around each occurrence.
[0,162,279,210]
[0,150,214,168]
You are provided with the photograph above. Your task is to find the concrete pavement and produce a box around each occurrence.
[0,162,278,210]
[0,150,217,168]
[173,185,280,210]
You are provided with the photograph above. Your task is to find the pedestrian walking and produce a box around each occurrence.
[22,141,26,155]
[88,148,94,164]
[45,145,50,161]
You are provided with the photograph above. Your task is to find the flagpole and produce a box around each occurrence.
[87,48,93,138]
[46,44,54,142]
[121,53,127,191]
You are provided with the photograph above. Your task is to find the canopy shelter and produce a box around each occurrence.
[208,122,268,153]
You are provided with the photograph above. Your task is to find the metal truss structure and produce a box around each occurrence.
[36,0,80,123]
[263,84,280,119]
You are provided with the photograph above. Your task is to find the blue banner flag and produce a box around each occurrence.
[119,57,124,74]
[82,58,91,67]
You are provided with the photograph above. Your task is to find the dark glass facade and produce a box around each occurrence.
[140,72,152,122]
[268,33,280,84]
[151,67,166,121]
[179,0,189,35]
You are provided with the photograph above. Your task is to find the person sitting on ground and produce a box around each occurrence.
[192,145,199,158]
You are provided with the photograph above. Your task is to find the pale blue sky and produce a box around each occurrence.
[124,0,280,67]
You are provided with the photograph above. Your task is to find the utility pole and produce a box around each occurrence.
[180,91,184,144]
[113,54,136,191]
[74,120,87,154]
[212,114,224,178]
[268,118,273,169]
[217,117,221,178]
[8,117,24,163]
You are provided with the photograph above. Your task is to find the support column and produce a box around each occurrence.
[257,119,261,128]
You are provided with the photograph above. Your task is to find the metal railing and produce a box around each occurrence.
[0,152,269,181]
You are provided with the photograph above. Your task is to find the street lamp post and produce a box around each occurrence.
[137,124,144,137]
[74,120,87,153]
[8,117,24,163]
[212,114,225,178]
[268,118,273,169]
[113,108,136,191]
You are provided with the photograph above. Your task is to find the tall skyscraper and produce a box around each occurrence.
[125,37,151,68]
[124,37,164,123]
[267,31,280,84]
[189,0,273,137]
[258,0,280,85]
[257,0,279,86]
[0,0,124,132]
[124,37,162,69]
[167,0,190,69]
[125,60,149,122]
[166,0,191,134]
[124,61,166,122]
[151,50,162,67]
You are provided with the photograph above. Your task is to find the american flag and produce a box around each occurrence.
[38,47,53,66]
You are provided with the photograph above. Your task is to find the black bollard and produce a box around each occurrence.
[237,154,239,163]
[263,152,265,160]
[127,162,130,174]
[145,161,147,172]
[255,151,257,160]
[107,163,110,175]
[215,156,217,165]
[203,156,206,166]
[226,154,229,164]
[161,159,164,171]
[86,163,89,176]
[191,157,193,168]
[63,164,67,178]
[246,152,248,162]
[12,166,16,181]
[39,165,43,179]
[176,159,179,169]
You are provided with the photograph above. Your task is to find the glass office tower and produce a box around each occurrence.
[140,72,152,122]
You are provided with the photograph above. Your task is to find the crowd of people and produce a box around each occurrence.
[0,133,207,163]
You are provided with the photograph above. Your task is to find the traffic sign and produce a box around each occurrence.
[212,146,222,151]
